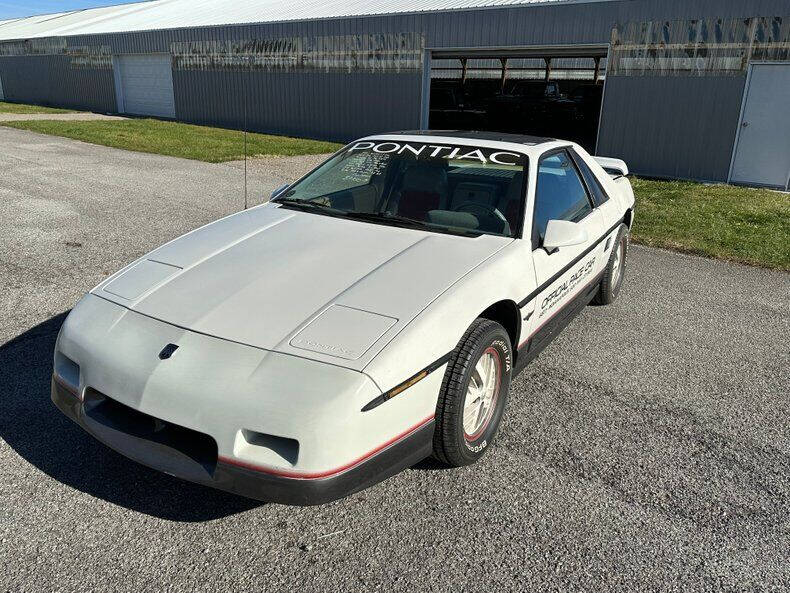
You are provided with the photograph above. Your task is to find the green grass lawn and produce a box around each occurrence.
[0,118,340,162]
[0,101,76,114]
[631,178,790,270]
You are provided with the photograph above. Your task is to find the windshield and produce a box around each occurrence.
[275,140,528,238]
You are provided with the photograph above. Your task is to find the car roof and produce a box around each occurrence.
[387,130,555,146]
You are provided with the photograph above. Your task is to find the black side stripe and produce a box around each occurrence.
[518,219,623,308]
[425,352,454,373]
[361,218,625,412]
[362,352,453,412]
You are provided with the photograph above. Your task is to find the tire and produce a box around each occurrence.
[433,318,512,467]
[593,223,629,306]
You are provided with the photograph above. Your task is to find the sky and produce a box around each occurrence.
[0,1,135,20]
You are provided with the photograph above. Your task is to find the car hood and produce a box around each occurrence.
[93,203,510,370]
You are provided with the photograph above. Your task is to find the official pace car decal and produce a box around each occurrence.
[347,141,526,167]
[539,257,597,318]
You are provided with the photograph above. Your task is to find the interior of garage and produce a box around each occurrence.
[429,48,608,153]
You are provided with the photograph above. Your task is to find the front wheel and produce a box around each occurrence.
[433,319,512,467]
[593,223,629,305]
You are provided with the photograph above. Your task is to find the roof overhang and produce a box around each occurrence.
[430,44,610,60]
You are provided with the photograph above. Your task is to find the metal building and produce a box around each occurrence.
[0,0,788,188]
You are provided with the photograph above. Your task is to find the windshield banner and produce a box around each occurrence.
[347,141,526,167]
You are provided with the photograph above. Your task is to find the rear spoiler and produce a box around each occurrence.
[594,157,629,178]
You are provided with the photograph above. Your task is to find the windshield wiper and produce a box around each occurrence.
[275,197,334,210]
[342,211,434,231]
[274,198,349,217]
[274,202,482,237]
[274,200,419,228]
[343,212,482,237]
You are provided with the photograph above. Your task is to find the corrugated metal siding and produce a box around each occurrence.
[49,56,116,112]
[420,0,790,49]
[423,1,615,47]
[0,55,115,111]
[159,13,420,135]
[173,69,421,140]
[1,0,789,179]
[597,75,747,181]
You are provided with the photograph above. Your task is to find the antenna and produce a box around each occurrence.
[244,121,248,210]
[243,55,250,211]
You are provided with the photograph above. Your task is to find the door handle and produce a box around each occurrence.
[742,121,750,128]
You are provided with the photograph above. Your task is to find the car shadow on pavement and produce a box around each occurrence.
[410,457,447,471]
[0,313,260,521]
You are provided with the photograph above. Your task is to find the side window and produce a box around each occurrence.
[571,149,610,206]
[533,150,593,247]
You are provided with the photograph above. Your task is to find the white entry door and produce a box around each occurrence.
[115,54,176,118]
[730,63,790,189]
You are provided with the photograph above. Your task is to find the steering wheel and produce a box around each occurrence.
[453,201,508,225]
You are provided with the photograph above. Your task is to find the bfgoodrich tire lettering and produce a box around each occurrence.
[433,318,512,467]
[593,223,629,306]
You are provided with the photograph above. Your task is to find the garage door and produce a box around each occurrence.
[115,54,175,118]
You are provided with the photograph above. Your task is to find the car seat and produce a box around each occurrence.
[396,163,449,221]
[502,172,525,233]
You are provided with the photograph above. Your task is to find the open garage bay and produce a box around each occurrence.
[429,46,608,153]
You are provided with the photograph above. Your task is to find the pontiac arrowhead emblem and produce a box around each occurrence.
[159,344,179,360]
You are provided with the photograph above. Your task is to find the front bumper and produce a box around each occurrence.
[52,294,443,504]
[52,376,434,505]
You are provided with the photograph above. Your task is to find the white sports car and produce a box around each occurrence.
[52,131,635,505]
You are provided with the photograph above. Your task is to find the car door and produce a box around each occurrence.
[520,148,605,355]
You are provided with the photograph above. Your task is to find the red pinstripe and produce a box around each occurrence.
[218,414,436,480]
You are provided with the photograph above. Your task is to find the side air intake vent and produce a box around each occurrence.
[54,352,80,392]
[241,430,300,466]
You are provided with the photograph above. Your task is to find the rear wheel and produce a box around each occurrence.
[433,319,512,467]
[594,224,629,305]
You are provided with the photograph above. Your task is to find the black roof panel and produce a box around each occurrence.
[384,130,556,145]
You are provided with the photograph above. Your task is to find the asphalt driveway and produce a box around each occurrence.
[1,127,788,592]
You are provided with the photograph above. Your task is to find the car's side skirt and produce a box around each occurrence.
[514,270,604,375]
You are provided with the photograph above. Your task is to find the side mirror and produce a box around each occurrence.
[543,219,588,253]
[271,184,290,200]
